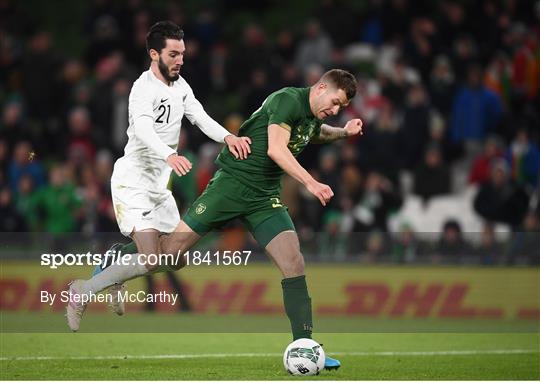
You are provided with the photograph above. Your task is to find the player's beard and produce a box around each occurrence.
[158,57,179,82]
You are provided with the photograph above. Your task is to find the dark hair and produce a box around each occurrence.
[443,219,462,233]
[146,21,184,53]
[319,69,357,100]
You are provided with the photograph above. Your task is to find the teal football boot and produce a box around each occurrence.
[324,355,341,370]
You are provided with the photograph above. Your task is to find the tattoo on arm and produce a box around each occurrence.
[312,124,349,143]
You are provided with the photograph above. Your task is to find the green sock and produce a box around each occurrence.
[121,241,138,254]
[282,275,313,340]
[99,240,140,273]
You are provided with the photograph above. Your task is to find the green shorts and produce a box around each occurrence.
[183,169,295,248]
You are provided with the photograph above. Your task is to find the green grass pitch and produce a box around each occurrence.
[1,313,539,380]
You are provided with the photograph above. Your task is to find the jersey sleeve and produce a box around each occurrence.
[182,79,229,143]
[129,80,155,120]
[266,92,301,132]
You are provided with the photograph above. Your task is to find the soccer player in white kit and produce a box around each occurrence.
[66,21,251,331]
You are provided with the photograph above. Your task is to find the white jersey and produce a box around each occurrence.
[112,68,228,191]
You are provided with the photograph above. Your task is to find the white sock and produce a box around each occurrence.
[84,255,148,294]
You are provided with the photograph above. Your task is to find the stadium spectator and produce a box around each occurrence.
[180,39,212,104]
[473,159,529,228]
[450,35,477,83]
[433,220,471,264]
[303,63,325,87]
[357,102,400,182]
[468,135,505,185]
[227,23,272,91]
[313,0,356,48]
[505,129,540,188]
[77,164,102,233]
[93,150,117,232]
[243,68,272,117]
[428,55,456,118]
[14,174,37,231]
[272,30,298,68]
[8,141,46,194]
[398,83,431,169]
[22,30,63,124]
[296,168,326,232]
[471,1,504,64]
[57,59,88,116]
[123,7,154,71]
[89,52,136,149]
[450,64,504,144]
[0,187,27,232]
[391,222,421,264]
[195,142,221,195]
[380,58,415,109]
[362,231,386,263]
[381,0,410,42]
[294,20,332,75]
[85,14,124,67]
[278,63,302,89]
[484,52,512,107]
[338,163,363,208]
[340,142,360,167]
[403,17,436,83]
[437,2,467,57]
[32,164,82,233]
[475,223,503,265]
[110,77,131,155]
[413,144,451,203]
[506,210,540,265]
[0,139,8,187]
[315,148,338,202]
[317,210,347,262]
[508,23,538,100]
[66,106,96,166]
[2,100,26,145]
[350,171,402,232]
[427,112,463,163]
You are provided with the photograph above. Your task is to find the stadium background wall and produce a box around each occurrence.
[1,262,538,320]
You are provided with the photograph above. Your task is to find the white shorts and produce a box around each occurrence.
[111,183,180,236]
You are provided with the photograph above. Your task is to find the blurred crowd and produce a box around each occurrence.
[1,0,539,264]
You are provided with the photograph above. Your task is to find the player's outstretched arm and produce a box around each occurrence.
[267,124,333,206]
[311,118,363,143]
[183,87,251,159]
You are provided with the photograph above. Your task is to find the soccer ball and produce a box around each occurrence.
[283,338,325,376]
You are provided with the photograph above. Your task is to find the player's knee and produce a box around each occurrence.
[167,252,187,270]
[285,251,305,278]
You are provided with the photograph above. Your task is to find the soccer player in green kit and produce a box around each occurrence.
[73,69,362,370]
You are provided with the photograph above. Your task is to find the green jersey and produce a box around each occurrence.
[216,87,321,195]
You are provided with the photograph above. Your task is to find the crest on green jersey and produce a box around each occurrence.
[195,203,206,214]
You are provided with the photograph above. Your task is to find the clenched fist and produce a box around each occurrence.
[344,119,363,137]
